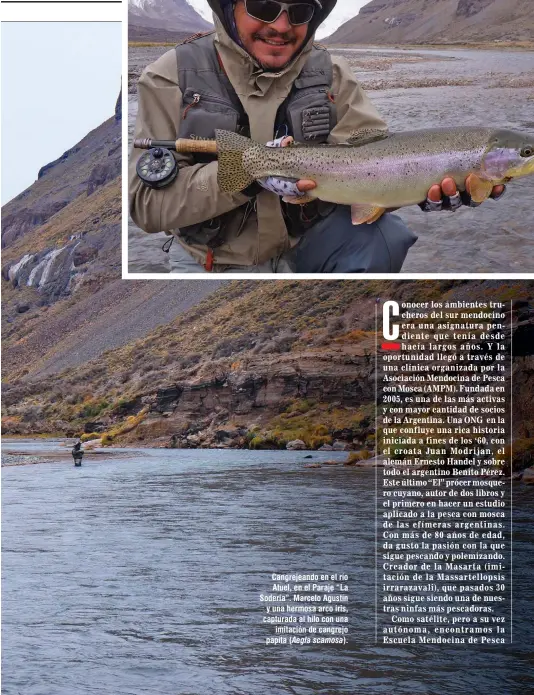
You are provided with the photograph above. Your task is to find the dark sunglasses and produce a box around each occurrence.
[244,0,320,26]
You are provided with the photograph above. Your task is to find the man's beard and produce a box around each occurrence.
[252,29,299,71]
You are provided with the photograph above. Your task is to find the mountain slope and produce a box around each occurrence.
[2,280,224,382]
[2,95,122,320]
[1,93,225,386]
[2,110,121,251]
[128,0,212,41]
[128,25,197,43]
[326,0,534,45]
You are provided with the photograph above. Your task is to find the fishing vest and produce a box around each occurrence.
[175,32,337,245]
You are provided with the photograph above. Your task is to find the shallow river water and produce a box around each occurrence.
[128,46,534,274]
[3,440,534,694]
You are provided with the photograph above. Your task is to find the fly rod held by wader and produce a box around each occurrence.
[134,138,218,189]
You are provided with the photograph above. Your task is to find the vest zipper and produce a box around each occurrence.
[198,93,234,106]
[183,93,201,119]
[184,89,238,109]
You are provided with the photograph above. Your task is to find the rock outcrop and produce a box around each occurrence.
[87,160,122,196]
[38,145,82,180]
[132,350,376,448]
[3,222,121,301]
[287,440,306,450]
[153,358,373,419]
[1,201,73,249]
[456,0,494,18]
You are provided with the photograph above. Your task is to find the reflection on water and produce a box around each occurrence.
[128,46,534,274]
[2,444,533,694]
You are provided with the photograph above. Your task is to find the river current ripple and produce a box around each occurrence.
[2,443,533,694]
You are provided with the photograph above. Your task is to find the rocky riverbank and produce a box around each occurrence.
[2,453,49,467]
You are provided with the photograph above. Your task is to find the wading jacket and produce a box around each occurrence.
[129,16,387,270]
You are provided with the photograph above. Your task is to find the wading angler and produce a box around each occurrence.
[129,0,508,273]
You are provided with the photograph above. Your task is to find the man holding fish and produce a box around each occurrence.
[130,0,520,273]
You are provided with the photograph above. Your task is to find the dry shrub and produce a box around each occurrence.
[334,330,371,344]
[21,405,43,423]
[81,432,100,443]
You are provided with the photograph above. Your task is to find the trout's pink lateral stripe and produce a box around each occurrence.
[216,127,534,209]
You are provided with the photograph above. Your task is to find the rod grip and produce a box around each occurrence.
[133,138,218,154]
[175,139,218,154]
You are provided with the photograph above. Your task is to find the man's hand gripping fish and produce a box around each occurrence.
[215,127,534,224]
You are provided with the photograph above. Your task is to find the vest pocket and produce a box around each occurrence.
[178,217,224,247]
[179,88,240,141]
[286,88,337,144]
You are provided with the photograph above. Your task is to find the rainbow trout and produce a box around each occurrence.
[215,127,534,224]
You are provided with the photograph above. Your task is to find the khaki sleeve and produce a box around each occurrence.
[327,55,388,145]
[129,49,249,234]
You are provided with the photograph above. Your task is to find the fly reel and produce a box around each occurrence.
[136,147,178,189]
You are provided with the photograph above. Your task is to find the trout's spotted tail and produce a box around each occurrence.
[215,129,259,193]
